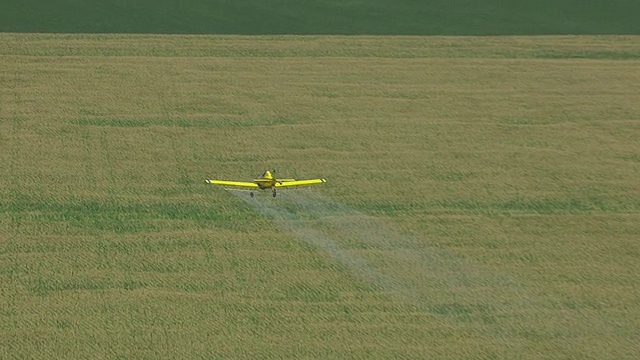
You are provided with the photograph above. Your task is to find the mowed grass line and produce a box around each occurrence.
[3,33,640,59]
[1,35,640,358]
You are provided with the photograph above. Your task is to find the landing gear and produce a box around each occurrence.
[249,189,276,198]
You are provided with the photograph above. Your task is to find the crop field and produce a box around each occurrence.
[2,0,640,35]
[1,34,640,358]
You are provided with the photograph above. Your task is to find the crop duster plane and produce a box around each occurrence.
[205,170,326,197]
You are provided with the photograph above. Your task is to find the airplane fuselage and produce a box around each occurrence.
[254,179,276,189]
[254,170,277,189]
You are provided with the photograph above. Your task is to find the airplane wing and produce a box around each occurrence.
[206,180,259,187]
[275,179,327,187]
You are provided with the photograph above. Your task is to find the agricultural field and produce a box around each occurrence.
[1,34,640,358]
[2,0,640,35]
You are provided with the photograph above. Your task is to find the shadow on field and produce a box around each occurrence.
[230,189,531,316]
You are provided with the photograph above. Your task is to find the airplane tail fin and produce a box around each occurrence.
[262,170,274,179]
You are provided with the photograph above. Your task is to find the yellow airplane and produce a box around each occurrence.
[206,170,326,197]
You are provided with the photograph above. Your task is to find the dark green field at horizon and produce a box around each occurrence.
[2,0,640,35]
